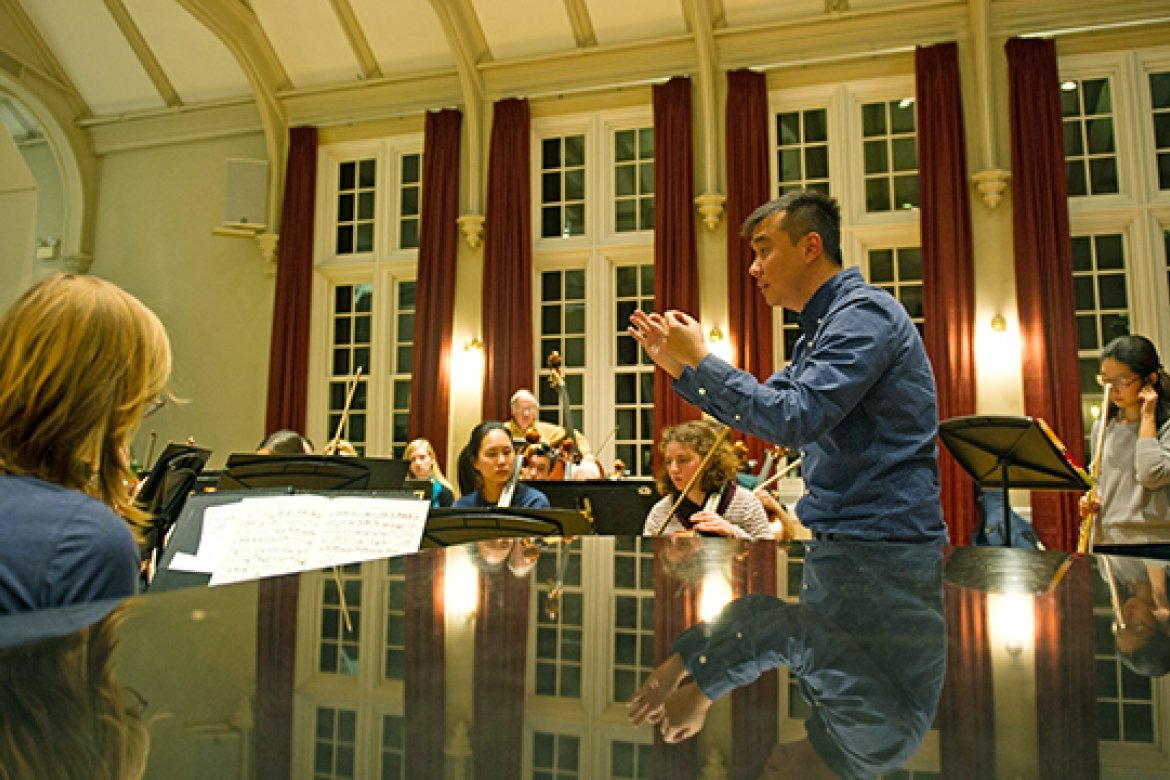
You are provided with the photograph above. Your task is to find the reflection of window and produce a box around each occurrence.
[319,563,363,676]
[613,129,654,233]
[1153,72,1170,191]
[534,540,585,698]
[867,246,924,338]
[538,269,587,435]
[328,284,372,454]
[336,159,376,254]
[775,108,830,195]
[861,98,918,212]
[313,706,358,779]
[613,265,655,477]
[533,731,581,778]
[1062,78,1119,197]
[541,135,587,238]
[612,537,655,704]
[610,741,653,779]
[1093,576,1157,746]
[398,153,421,250]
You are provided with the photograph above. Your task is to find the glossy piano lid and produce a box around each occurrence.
[1,538,1166,779]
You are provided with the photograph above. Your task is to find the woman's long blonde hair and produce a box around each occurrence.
[0,274,172,533]
[405,437,453,492]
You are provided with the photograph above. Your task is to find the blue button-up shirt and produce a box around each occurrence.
[674,267,945,541]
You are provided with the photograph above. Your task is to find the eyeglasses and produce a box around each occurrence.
[1095,374,1142,389]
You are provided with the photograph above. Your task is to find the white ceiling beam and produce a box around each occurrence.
[562,0,597,48]
[328,0,383,80]
[102,0,181,107]
[681,0,723,208]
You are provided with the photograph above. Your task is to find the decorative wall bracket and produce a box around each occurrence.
[694,192,726,231]
[255,232,279,273]
[458,214,485,249]
[972,169,1010,209]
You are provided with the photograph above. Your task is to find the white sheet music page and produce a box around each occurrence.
[206,495,428,586]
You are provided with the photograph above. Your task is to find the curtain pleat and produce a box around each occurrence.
[1007,37,1085,551]
[916,42,979,544]
[725,69,774,467]
[481,98,534,421]
[409,109,462,464]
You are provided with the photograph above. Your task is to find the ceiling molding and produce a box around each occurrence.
[280,70,464,127]
[81,98,263,155]
[328,0,382,80]
[990,0,1170,38]
[562,0,597,48]
[103,0,181,107]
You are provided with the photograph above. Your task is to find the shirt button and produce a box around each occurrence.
[698,388,707,396]
[806,339,813,348]
[699,655,707,664]
[735,632,743,639]
[735,415,741,421]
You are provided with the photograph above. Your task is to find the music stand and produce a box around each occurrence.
[422,507,593,548]
[216,453,409,492]
[939,416,1092,546]
[526,479,658,535]
[136,442,211,569]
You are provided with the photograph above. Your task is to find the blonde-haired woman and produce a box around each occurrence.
[643,420,772,540]
[0,273,172,613]
[405,437,455,508]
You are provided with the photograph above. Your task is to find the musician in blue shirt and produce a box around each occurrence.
[454,422,549,509]
[629,190,945,542]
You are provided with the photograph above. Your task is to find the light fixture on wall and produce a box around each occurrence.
[707,325,733,362]
[990,313,1007,333]
[454,337,485,380]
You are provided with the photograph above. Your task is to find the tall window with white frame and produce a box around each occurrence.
[316,141,420,459]
[1060,52,1170,777]
[533,113,655,475]
[769,86,922,366]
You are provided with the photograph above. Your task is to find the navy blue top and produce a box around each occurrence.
[675,267,945,541]
[0,475,140,614]
[452,483,550,510]
[673,542,946,780]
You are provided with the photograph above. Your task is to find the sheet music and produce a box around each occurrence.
[167,494,428,586]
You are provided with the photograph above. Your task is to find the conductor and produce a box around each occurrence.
[629,190,946,542]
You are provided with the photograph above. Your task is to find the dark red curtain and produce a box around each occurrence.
[1007,38,1085,551]
[472,568,531,780]
[481,98,533,420]
[256,125,317,780]
[405,554,446,780]
[1035,556,1098,779]
[409,109,462,464]
[916,43,978,545]
[725,69,774,466]
[730,543,778,780]
[652,538,700,780]
[938,584,996,779]
[652,77,702,470]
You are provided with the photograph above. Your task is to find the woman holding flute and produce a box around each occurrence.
[1080,335,1170,553]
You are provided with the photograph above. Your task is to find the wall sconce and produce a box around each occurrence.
[464,337,483,352]
[698,570,734,622]
[706,326,733,363]
[444,547,478,622]
[454,337,485,380]
[990,314,1007,333]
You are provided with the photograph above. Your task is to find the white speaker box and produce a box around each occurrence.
[223,158,268,230]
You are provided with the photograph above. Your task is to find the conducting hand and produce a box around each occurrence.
[659,682,712,744]
[629,310,685,378]
[627,653,687,726]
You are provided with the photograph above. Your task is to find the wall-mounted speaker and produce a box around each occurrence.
[223,158,268,230]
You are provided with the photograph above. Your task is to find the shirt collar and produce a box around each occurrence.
[798,266,861,333]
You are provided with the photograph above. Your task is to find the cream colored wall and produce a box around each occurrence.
[90,131,274,469]
[0,129,36,312]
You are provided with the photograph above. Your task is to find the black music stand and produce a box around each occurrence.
[136,442,211,570]
[939,416,1092,546]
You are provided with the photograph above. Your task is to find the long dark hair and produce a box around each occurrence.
[1102,335,1170,428]
[457,421,512,495]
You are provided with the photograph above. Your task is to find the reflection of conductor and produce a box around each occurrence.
[628,541,945,778]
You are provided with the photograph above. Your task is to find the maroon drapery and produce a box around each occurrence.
[652,538,700,780]
[1034,556,1098,779]
[409,109,462,464]
[938,584,996,779]
[405,554,446,780]
[652,77,702,470]
[481,98,533,420]
[916,43,978,545]
[256,125,317,780]
[1006,38,1085,551]
[730,543,778,780]
[725,69,774,466]
[472,568,531,780]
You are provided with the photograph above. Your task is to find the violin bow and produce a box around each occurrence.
[651,426,730,537]
[326,366,364,455]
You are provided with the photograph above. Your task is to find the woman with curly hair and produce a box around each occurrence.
[643,419,772,539]
[0,274,172,613]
